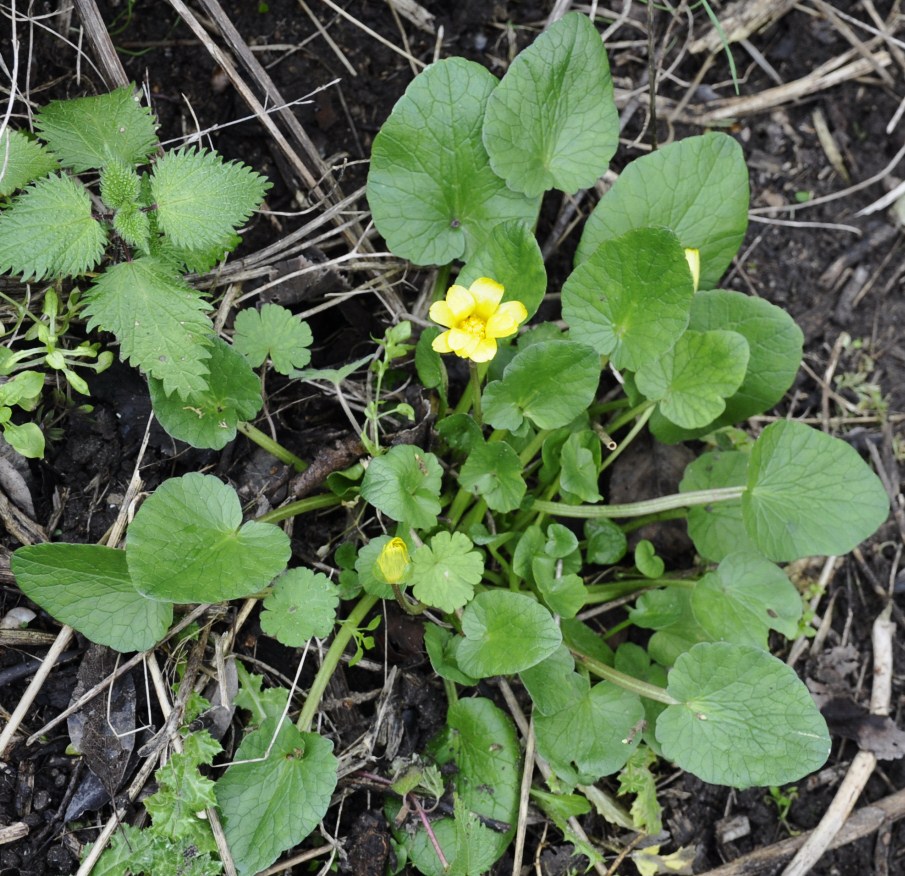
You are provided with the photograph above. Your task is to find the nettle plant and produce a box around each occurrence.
[0,86,317,459]
[6,14,891,876]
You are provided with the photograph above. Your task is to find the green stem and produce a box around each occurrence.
[598,404,654,475]
[297,594,379,732]
[621,508,688,533]
[256,493,342,524]
[237,421,308,472]
[605,400,655,435]
[572,650,679,705]
[532,486,744,519]
[468,361,483,426]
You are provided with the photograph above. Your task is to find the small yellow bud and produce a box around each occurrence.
[684,248,701,293]
[376,537,410,584]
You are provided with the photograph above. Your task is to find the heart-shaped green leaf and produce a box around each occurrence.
[636,330,749,428]
[483,12,618,197]
[457,591,562,678]
[360,444,443,530]
[576,133,749,290]
[742,421,889,561]
[127,473,291,603]
[657,642,830,787]
[367,57,539,265]
[12,544,171,652]
[562,227,693,371]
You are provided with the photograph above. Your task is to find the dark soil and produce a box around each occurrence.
[1,2,904,875]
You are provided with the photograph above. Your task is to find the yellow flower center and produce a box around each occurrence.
[460,315,486,339]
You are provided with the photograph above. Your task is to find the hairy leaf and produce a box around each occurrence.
[0,129,59,196]
[84,257,213,398]
[0,174,106,279]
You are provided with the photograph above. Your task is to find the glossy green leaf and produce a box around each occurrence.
[149,337,261,450]
[127,473,291,603]
[576,133,749,290]
[584,518,627,564]
[216,721,337,876]
[457,591,561,678]
[636,330,749,428]
[692,552,802,648]
[0,129,58,196]
[367,57,539,265]
[424,624,478,686]
[634,540,665,579]
[657,642,830,787]
[483,12,618,197]
[535,681,645,783]
[482,340,600,431]
[560,429,602,502]
[35,86,158,172]
[260,567,339,646]
[651,290,804,442]
[411,531,483,612]
[681,450,756,561]
[0,174,107,280]
[12,544,171,652]
[233,303,313,375]
[520,646,586,716]
[407,698,519,876]
[629,588,709,667]
[742,421,889,561]
[3,421,44,459]
[457,220,547,320]
[562,227,693,370]
[360,444,443,530]
[459,439,526,513]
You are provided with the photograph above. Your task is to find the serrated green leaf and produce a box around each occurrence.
[0,174,106,280]
[535,681,644,783]
[367,57,540,265]
[743,421,889,561]
[260,567,339,646]
[458,438,526,513]
[35,86,158,172]
[692,552,802,649]
[576,133,749,290]
[151,147,270,253]
[100,160,141,209]
[406,698,519,876]
[12,544,172,652]
[411,531,483,612]
[216,721,337,876]
[112,203,151,250]
[657,642,830,787]
[458,220,547,320]
[457,590,561,678]
[681,450,756,561]
[651,290,804,442]
[149,337,262,449]
[636,329,749,428]
[127,473,291,603]
[360,444,443,530]
[0,129,59,196]
[233,303,313,375]
[483,13,618,197]
[234,664,290,726]
[562,226,693,370]
[84,257,213,398]
[617,746,662,834]
[482,340,600,432]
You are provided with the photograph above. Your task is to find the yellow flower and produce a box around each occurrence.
[684,248,700,293]
[429,277,528,363]
[376,537,410,585]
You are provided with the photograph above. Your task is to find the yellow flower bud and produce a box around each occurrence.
[376,537,410,584]
[684,248,701,293]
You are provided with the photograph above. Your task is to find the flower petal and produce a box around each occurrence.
[470,277,505,319]
[486,300,528,338]
[431,330,453,353]
[447,328,480,359]
[469,338,498,362]
[429,300,457,328]
[445,285,476,321]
